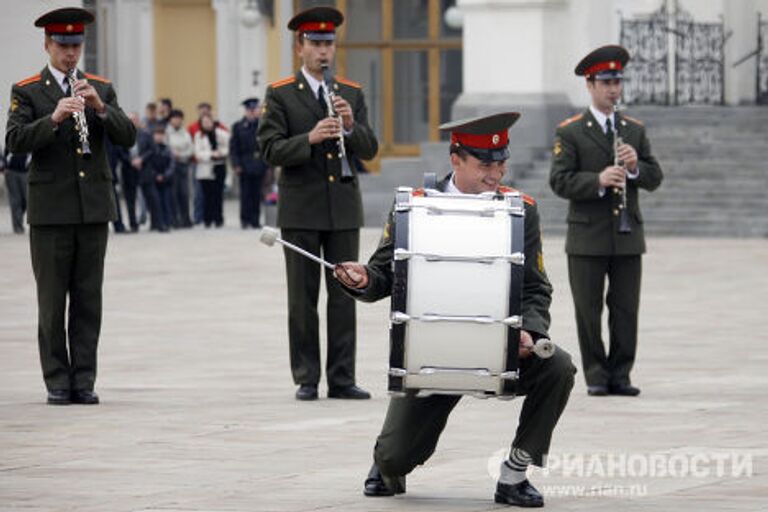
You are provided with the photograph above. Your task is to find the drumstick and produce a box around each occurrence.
[259,227,335,270]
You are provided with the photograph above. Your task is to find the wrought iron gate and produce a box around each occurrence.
[620,6,669,104]
[620,2,725,105]
[675,9,724,104]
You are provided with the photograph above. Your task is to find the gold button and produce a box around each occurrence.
[79,171,85,178]
[618,204,624,210]
[328,175,336,183]
[76,148,82,155]
[613,187,621,194]
[326,153,333,160]
[613,209,619,216]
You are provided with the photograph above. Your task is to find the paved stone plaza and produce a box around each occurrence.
[1,205,767,512]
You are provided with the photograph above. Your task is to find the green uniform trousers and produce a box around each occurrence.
[567,255,641,387]
[374,348,576,476]
[281,228,359,388]
[30,223,109,392]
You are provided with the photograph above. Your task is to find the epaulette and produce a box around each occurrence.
[16,74,41,87]
[557,113,583,128]
[84,73,111,84]
[498,186,536,206]
[622,114,644,126]
[412,188,425,197]
[336,76,362,89]
[270,76,296,89]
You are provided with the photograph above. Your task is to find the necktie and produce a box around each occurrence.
[605,117,615,144]
[317,85,328,113]
[63,77,71,97]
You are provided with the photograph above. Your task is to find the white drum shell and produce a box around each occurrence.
[393,193,521,396]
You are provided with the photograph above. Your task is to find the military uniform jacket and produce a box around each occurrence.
[257,71,378,231]
[230,117,268,175]
[6,66,136,225]
[349,175,553,338]
[549,109,663,256]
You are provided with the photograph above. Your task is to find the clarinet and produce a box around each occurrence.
[320,63,353,182]
[612,102,631,234]
[67,69,92,159]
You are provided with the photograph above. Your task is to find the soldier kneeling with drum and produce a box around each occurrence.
[334,113,576,507]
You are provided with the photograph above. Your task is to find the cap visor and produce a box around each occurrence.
[465,146,510,162]
[594,70,623,80]
[303,32,335,41]
[50,34,84,44]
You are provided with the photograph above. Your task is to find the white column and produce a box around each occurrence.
[461,0,564,95]
[112,0,154,115]
[279,0,295,78]
[212,0,239,125]
[454,0,576,158]
[236,0,269,114]
[724,0,758,104]
[212,0,271,125]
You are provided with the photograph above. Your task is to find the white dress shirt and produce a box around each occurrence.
[301,66,353,136]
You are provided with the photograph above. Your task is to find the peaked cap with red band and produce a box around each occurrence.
[288,7,344,41]
[440,112,521,162]
[35,7,94,44]
[575,44,630,80]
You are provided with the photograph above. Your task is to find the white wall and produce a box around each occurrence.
[559,0,617,106]
[0,0,74,143]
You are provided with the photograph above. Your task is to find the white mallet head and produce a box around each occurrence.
[532,339,555,359]
[260,226,279,247]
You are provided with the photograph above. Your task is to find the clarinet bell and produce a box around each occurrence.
[340,154,354,182]
[618,209,632,234]
[81,140,92,160]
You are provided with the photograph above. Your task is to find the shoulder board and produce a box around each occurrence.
[411,188,425,197]
[270,76,296,89]
[497,185,536,205]
[557,113,583,128]
[336,76,361,89]
[84,73,111,84]
[16,74,41,87]
[622,114,644,127]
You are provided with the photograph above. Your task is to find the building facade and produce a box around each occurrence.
[1,0,767,157]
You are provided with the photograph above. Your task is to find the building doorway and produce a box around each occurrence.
[295,0,463,157]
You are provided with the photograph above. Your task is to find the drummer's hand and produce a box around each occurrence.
[519,330,534,359]
[334,262,368,289]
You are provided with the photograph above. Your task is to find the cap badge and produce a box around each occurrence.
[66,24,73,32]
[609,61,616,69]
[319,22,327,29]
[491,134,500,145]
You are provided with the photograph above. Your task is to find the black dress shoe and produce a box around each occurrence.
[295,384,318,401]
[47,390,70,405]
[71,390,100,405]
[587,385,608,396]
[363,464,406,497]
[609,384,641,396]
[328,385,371,399]
[495,480,544,507]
